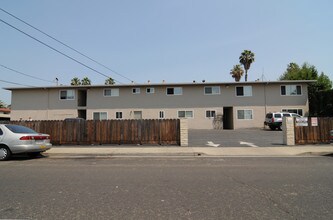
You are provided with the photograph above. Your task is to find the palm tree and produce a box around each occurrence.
[230,64,244,82]
[70,77,81,86]
[105,77,115,85]
[81,77,91,85]
[239,50,255,82]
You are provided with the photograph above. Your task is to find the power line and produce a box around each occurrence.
[0,7,134,83]
[0,79,36,87]
[0,64,54,83]
[0,18,123,84]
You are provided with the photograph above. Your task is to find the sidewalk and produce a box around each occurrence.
[45,145,333,157]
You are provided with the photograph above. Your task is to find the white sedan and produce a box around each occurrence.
[0,124,52,161]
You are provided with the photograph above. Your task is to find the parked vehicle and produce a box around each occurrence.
[0,124,52,161]
[264,112,302,130]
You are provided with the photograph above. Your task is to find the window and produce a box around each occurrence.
[146,87,155,94]
[281,85,302,96]
[206,110,216,118]
[282,109,303,116]
[159,111,165,119]
[204,86,220,95]
[93,112,107,120]
[116,112,123,119]
[178,110,193,118]
[104,88,119,97]
[166,87,182,95]
[236,86,252,96]
[132,88,140,94]
[60,90,75,100]
[237,110,253,120]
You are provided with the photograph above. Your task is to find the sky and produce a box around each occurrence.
[1,0,333,105]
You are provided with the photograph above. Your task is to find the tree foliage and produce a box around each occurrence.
[239,50,255,82]
[70,77,81,86]
[230,64,244,82]
[279,62,333,116]
[81,77,91,85]
[0,100,6,108]
[105,77,115,85]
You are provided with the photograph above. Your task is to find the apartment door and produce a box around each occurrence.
[223,107,234,129]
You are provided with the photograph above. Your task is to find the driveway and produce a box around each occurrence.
[189,129,283,147]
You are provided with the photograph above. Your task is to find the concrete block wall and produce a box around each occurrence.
[180,119,188,146]
[283,117,295,146]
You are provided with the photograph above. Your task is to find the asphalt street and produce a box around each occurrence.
[1,156,333,219]
[189,128,283,147]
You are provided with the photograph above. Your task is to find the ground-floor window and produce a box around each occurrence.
[159,111,165,119]
[116,112,123,119]
[178,110,193,118]
[237,109,253,120]
[282,109,303,116]
[93,112,107,120]
[206,110,216,118]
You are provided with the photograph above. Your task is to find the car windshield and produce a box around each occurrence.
[5,125,38,134]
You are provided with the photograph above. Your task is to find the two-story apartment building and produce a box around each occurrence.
[5,80,314,129]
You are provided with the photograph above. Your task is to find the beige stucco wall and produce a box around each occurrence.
[9,82,310,129]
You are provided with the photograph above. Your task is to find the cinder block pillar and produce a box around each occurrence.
[283,117,295,146]
[180,119,188,146]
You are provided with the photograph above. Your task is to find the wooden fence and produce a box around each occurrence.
[2,119,180,146]
[294,117,333,144]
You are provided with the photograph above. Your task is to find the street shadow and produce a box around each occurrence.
[8,153,49,161]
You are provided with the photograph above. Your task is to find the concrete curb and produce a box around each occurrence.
[44,146,333,158]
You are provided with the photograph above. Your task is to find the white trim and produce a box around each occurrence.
[103,88,119,97]
[177,110,194,119]
[115,111,123,119]
[146,87,155,94]
[205,110,216,118]
[204,86,220,95]
[159,110,165,119]
[280,85,302,96]
[166,87,183,96]
[235,86,252,97]
[236,109,253,120]
[59,89,75,100]
[132,88,141,94]
[92,111,108,120]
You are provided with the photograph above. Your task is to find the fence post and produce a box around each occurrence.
[180,119,188,147]
[283,117,295,146]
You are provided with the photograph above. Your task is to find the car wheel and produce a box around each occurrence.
[278,124,283,131]
[0,145,11,161]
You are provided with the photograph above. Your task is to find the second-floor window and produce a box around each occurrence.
[236,86,252,97]
[104,88,119,97]
[204,86,220,95]
[281,85,302,96]
[146,87,155,94]
[166,87,182,95]
[60,90,75,100]
[132,88,141,94]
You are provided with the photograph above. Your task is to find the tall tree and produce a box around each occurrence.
[230,64,244,82]
[279,62,332,116]
[71,77,81,86]
[239,50,255,82]
[81,77,91,85]
[105,77,115,85]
